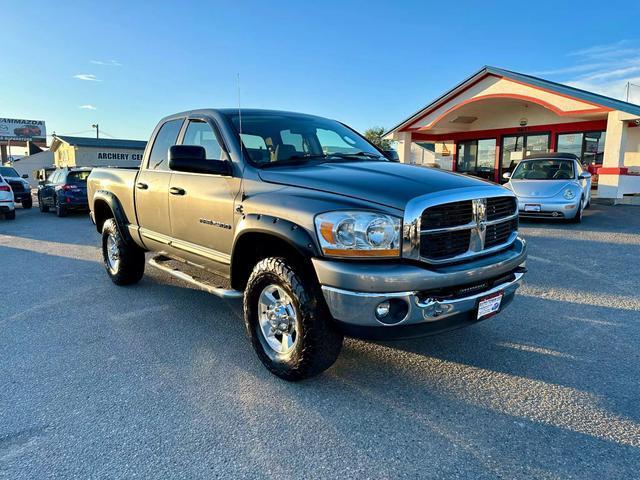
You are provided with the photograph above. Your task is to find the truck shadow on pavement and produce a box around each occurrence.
[3,244,639,478]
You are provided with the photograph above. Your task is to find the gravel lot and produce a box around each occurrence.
[1,203,639,479]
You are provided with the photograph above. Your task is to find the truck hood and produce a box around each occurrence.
[258,161,493,210]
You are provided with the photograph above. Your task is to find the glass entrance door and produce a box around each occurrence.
[500,133,550,181]
[456,139,496,181]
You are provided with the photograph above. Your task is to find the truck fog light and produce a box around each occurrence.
[564,204,576,210]
[375,301,390,319]
[375,299,409,325]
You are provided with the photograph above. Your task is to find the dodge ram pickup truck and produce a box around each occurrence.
[87,109,527,381]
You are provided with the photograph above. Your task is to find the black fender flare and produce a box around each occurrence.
[232,214,320,258]
[231,214,320,285]
[92,190,135,245]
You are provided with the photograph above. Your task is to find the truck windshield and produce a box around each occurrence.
[225,112,385,166]
[0,167,19,177]
[511,160,575,180]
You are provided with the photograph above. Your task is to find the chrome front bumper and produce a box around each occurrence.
[322,271,524,328]
[517,198,579,219]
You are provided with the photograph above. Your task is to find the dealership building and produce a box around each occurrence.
[49,135,147,168]
[385,66,640,203]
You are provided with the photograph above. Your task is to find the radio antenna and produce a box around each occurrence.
[237,73,247,202]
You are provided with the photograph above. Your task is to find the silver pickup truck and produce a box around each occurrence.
[87,109,527,381]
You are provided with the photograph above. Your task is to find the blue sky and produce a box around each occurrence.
[2,0,639,142]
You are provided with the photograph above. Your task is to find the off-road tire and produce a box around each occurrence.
[101,218,145,285]
[55,197,67,217]
[244,257,343,381]
[22,197,33,209]
[38,194,49,213]
[5,210,16,220]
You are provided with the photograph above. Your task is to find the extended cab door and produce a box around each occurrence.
[135,118,184,250]
[168,117,240,273]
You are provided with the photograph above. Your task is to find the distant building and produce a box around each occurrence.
[49,135,147,168]
[385,66,640,203]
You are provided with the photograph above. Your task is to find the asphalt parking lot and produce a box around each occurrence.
[1,203,639,479]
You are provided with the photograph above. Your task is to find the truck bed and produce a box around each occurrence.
[87,167,139,227]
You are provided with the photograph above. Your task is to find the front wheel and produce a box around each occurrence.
[101,218,145,285]
[38,194,49,213]
[244,257,343,381]
[55,197,67,217]
[571,199,584,223]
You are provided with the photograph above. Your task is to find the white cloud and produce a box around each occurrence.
[536,40,640,105]
[73,74,101,82]
[78,104,97,110]
[90,59,122,67]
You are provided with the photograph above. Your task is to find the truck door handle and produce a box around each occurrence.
[136,182,148,190]
[169,187,186,196]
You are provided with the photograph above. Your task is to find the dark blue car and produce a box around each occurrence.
[37,167,92,217]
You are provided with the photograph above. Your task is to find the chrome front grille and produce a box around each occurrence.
[418,195,518,264]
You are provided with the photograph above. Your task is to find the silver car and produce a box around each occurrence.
[503,153,591,223]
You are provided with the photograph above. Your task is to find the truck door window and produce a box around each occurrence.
[182,120,226,160]
[148,119,183,170]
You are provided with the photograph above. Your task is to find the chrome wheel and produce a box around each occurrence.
[105,234,120,272]
[258,284,299,355]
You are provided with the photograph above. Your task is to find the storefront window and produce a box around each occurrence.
[556,131,606,166]
[583,131,606,166]
[457,139,496,180]
[500,133,549,181]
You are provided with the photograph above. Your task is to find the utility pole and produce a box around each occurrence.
[92,123,99,139]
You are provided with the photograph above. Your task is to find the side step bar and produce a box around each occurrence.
[148,255,243,299]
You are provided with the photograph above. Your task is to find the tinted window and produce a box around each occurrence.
[68,171,91,183]
[0,167,19,177]
[182,120,225,160]
[148,119,183,170]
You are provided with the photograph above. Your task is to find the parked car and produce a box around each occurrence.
[37,167,92,217]
[0,175,16,220]
[88,108,527,381]
[503,153,591,223]
[0,166,32,209]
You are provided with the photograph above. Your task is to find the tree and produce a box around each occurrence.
[363,126,392,151]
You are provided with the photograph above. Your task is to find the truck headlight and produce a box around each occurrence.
[563,188,576,200]
[315,211,401,257]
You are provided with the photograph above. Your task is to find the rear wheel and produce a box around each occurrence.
[101,218,146,285]
[55,196,67,217]
[22,197,32,209]
[244,257,343,381]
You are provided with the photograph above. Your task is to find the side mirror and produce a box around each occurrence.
[168,145,231,176]
[579,172,591,179]
[22,174,29,179]
[383,150,400,162]
[502,172,511,179]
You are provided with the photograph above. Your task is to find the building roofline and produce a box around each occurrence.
[384,65,640,137]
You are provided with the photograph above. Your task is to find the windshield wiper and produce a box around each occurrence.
[259,154,328,168]
[327,152,386,160]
